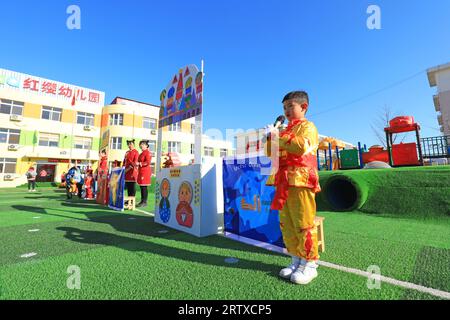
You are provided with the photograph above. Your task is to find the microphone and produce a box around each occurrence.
[264,115,286,143]
[273,115,286,129]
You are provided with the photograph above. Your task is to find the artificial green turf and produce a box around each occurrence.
[317,166,450,217]
[0,187,449,300]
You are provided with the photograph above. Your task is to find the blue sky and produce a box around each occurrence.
[1,0,449,146]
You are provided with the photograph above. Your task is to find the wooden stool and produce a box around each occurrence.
[314,216,325,252]
[124,196,136,211]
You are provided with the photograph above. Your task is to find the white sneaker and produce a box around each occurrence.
[32,189,36,192]
[290,261,318,285]
[279,256,302,279]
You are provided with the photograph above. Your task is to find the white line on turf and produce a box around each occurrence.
[28,229,40,232]
[134,209,154,216]
[319,261,450,300]
[20,252,37,258]
[222,232,450,300]
[33,216,41,219]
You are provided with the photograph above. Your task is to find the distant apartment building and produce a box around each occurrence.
[161,117,234,165]
[234,128,354,162]
[101,97,159,173]
[427,62,450,137]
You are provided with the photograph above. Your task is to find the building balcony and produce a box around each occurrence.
[433,94,440,112]
[437,114,443,126]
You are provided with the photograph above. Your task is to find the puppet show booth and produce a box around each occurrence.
[154,63,224,237]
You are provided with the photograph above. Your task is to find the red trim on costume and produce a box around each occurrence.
[304,230,313,258]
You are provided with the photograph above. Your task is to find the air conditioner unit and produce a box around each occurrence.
[151,129,157,135]
[8,144,19,151]
[3,174,14,181]
[10,114,23,122]
[84,125,93,131]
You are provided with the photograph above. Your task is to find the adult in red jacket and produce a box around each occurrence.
[136,140,152,207]
[123,139,139,197]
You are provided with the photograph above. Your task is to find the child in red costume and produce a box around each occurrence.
[266,91,321,285]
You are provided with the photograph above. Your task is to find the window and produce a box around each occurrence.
[0,158,16,174]
[204,146,214,157]
[168,141,181,153]
[191,124,195,134]
[74,136,93,150]
[190,144,195,155]
[41,106,62,121]
[168,122,181,132]
[77,112,95,126]
[148,140,156,152]
[143,117,157,130]
[110,137,122,150]
[0,99,24,116]
[0,128,20,144]
[220,148,228,157]
[109,114,123,126]
[38,132,59,147]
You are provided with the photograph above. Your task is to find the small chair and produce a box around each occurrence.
[124,196,136,211]
[314,216,325,252]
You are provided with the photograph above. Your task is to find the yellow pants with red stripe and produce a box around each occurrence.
[279,187,319,261]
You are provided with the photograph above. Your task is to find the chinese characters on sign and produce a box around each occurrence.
[0,68,104,107]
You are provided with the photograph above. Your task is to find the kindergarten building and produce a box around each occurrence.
[0,68,234,188]
[0,68,105,188]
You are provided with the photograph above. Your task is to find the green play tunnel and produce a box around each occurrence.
[322,174,369,211]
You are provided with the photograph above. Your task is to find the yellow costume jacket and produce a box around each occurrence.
[266,118,321,210]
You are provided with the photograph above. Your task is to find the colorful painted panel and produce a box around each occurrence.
[159,64,203,128]
[222,157,284,247]
[155,165,202,236]
[108,167,125,211]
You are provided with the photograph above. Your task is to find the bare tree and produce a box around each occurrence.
[370,105,406,148]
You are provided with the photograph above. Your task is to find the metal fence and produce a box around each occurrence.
[420,135,450,159]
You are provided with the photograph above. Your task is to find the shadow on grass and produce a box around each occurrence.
[55,226,282,277]
[11,204,286,272]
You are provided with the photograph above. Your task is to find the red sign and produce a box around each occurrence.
[21,76,103,105]
[48,159,70,163]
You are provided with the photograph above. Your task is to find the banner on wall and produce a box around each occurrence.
[108,167,125,211]
[222,156,284,247]
[159,64,203,128]
[96,174,108,205]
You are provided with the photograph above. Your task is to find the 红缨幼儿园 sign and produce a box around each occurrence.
[159,64,203,128]
[0,68,105,107]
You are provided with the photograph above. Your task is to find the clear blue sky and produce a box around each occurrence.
[1,0,449,146]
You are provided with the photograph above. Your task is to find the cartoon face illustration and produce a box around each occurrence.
[161,178,170,198]
[178,182,192,203]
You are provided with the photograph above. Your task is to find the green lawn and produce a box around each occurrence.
[0,187,449,300]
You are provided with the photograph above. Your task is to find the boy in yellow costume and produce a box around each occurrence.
[266,91,321,285]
